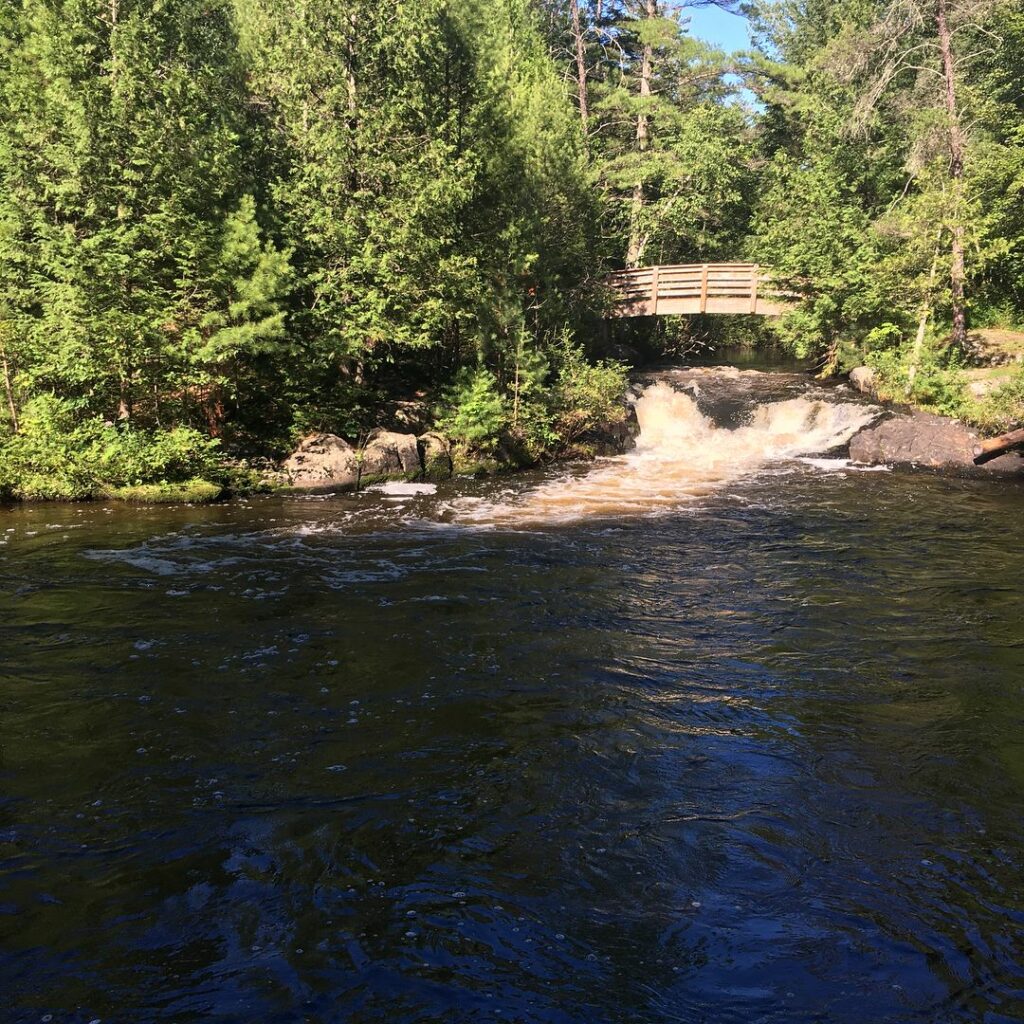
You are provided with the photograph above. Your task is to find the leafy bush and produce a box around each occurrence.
[435,368,509,451]
[970,299,1024,332]
[970,366,1024,433]
[0,397,107,500]
[0,395,221,500]
[436,341,629,463]
[868,342,967,418]
[544,342,629,453]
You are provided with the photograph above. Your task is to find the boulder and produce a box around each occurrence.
[418,432,453,481]
[849,410,1022,473]
[360,429,422,481]
[848,366,877,396]
[607,343,644,366]
[967,376,1006,401]
[283,433,359,491]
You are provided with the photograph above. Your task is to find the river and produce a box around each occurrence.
[2,368,1023,1022]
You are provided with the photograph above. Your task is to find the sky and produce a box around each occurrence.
[684,5,753,53]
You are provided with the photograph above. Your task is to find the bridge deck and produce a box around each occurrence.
[605,263,791,318]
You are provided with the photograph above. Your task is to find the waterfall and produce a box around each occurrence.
[454,374,881,525]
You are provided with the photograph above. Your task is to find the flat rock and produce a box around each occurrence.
[283,433,358,491]
[849,411,1022,473]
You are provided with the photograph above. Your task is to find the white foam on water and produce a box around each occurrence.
[369,482,438,497]
[798,457,892,473]
[454,381,881,526]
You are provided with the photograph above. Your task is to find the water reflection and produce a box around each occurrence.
[1,428,1023,1022]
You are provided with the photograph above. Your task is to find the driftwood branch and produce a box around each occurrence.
[973,427,1024,465]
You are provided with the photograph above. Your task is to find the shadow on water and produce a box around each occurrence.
[1,372,1024,1023]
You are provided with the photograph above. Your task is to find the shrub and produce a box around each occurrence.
[0,395,221,501]
[970,366,1024,433]
[0,396,106,500]
[435,368,509,451]
[545,342,629,452]
[868,342,967,418]
[436,341,629,463]
[92,424,221,487]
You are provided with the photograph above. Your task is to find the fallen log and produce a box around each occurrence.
[973,426,1024,465]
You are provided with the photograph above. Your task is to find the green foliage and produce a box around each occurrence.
[0,397,109,500]
[0,0,623,498]
[970,366,1024,433]
[867,344,968,418]
[543,342,629,454]
[586,5,756,268]
[435,340,628,463]
[192,196,293,366]
[3,0,1020,503]
[0,395,220,501]
[747,0,1024,370]
[104,480,224,504]
[436,368,509,451]
[750,138,891,359]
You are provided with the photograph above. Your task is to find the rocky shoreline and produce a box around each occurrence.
[278,428,453,494]
[845,366,1023,476]
[273,403,641,496]
[5,365,1018,506]
[271,366,1022,497]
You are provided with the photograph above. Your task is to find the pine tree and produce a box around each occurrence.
[0,0,288,434]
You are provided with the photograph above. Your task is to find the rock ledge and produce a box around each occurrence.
[849,410,1022,474]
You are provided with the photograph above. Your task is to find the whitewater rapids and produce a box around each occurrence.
[453,377,881,526]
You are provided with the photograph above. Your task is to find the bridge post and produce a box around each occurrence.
[650,265,661,316]
[700,264,709,314]
[750,264,759,314]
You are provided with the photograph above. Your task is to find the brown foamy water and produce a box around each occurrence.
[454,377,882,526]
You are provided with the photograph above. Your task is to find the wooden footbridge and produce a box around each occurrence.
[605,263,792,318]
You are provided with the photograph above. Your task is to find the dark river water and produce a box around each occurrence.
[2,370,1023,1023]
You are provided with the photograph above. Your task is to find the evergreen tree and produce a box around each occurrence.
[0,0,289,436]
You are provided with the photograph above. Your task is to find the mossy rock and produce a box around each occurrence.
[418,432,454,481]
[354,469,423,489]
[104,478,224,504]
[422,457,453,482]
[451,455,503,477]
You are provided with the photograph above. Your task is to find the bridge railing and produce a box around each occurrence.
[605,263,792,317]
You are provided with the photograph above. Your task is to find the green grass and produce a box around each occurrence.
[103,478,224,504]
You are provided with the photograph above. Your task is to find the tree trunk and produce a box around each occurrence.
[118,383,131,421]
[907,241,941,392]
[346,10,359,191]
[570,0,589,133]
[1,345,18,434]
[626,0,656,268]
[974,427,1024,465]
[936,0,968,353]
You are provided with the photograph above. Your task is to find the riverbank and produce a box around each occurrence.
[3,361,1021,507]
[845,361,1024,474]
[0,345,632,505]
